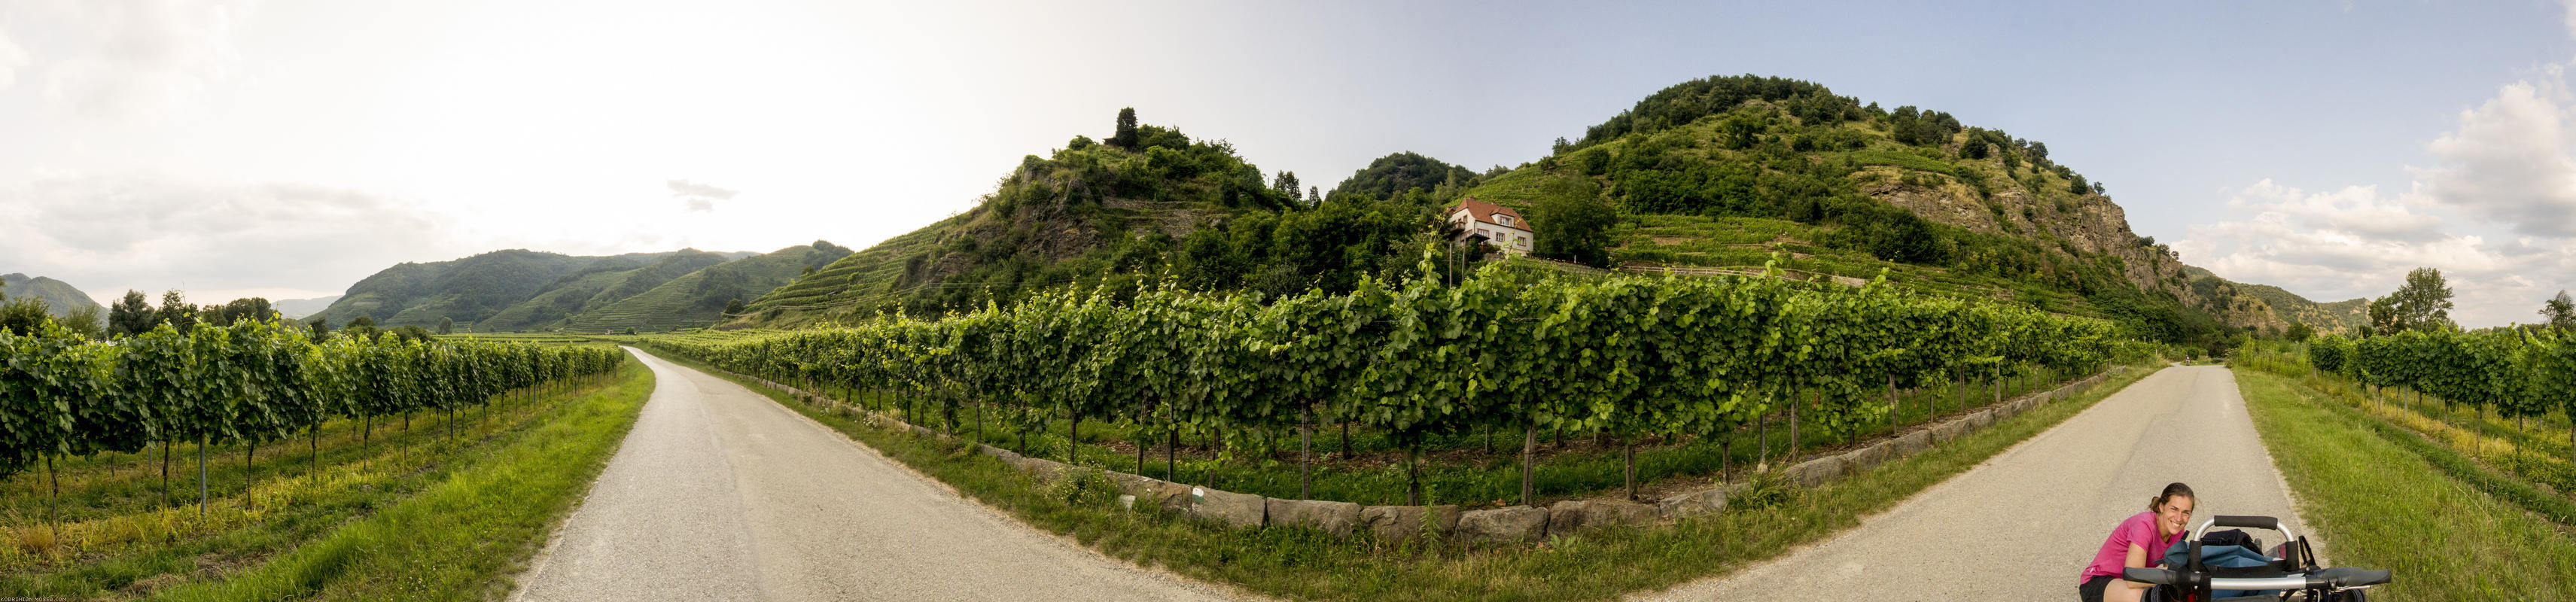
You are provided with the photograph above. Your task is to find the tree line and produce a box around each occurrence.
[647,251,2129,506]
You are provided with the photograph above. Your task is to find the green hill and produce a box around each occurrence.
[271,295,340,319]
[307,249,738,329]
[736,78,2285,349]
[1,273,105,324]
[560,242,851,333]
[735,116,1441,327]
[1445,74,2261,345]
[474,250,734,332]
[2183,266,2365,334]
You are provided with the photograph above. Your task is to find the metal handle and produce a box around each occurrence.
[2188,515,2296,545]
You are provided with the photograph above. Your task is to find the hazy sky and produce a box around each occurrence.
[5,1,2575,327]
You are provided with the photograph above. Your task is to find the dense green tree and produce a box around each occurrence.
[1272,171,1301,202]
[343,317,380,342]
[2284,321,2314,342]
[107,290,155,337]
[1110,107,1139,149]
[0,294,50,335]
[1326,152,1478,204]
[156,290,196,334]
[308,318,330,340]
[2370,267,2456,333]
[2541,290,2574,331]
[437,317,455,335]
[1531,177,1616,267]
[58,306,105,340]
[725,298,746,315]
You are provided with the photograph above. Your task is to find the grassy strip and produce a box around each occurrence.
[3,376,632,597]
[2233,369,2576,600]
[2233,362,2576,528]
[139,360,652,601]
[654,348,2158,600]
[151,360,654,600]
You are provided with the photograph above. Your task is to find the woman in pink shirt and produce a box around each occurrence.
[2079,482,2196,602]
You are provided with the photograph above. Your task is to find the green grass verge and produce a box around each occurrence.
[652,348,2160,600]
[2233,368,2576,600]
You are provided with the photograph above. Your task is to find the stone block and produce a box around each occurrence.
[1840,442,1889,472]
[1546,500,1661,536]
[1930,419,1971,444]
[1455,506,1551,544]
[1783,455,1846,488]
[1360,505,1460,542]
[1657,482,1748,520]
[1186,485,1267,529]
[1892,430,1932,458]
[1015,455,1071,482]
[1969,409,1995,430]
[1266,497,1363,537]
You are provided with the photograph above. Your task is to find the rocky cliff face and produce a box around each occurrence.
[1863,169,2284,331]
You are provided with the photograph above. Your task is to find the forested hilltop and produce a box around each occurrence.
[736,75,2331,351]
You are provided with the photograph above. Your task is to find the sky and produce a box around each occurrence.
[3,1,2574,327]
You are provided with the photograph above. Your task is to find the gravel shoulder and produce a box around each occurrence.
[510,346,1248,601]
[1634,365,2319,600]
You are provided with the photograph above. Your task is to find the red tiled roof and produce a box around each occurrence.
[1450,198,1527,229]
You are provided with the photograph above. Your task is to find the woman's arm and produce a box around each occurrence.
[2107,543,2151,602]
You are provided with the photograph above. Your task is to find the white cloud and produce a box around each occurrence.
[39,0,256,120]
[0,28,29,90]
[0,174,462,303]
[668,179,735,213]
[2182,54,2576,329]
[2175,180,2570,328]
[2413,81,2576,238]
[2565,0,2576,40]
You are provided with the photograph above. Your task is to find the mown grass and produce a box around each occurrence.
[656,348,2161,600]
[153,360,653,601]
[0,361,650,600]
[2233,368,2576,600]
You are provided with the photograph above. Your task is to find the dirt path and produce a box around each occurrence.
[509,347,1247,601]
[1635,365,2320,600]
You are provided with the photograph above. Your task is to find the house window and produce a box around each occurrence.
[1497,215,1512,227]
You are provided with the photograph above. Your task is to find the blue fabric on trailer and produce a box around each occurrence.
[2162,540,2285,598]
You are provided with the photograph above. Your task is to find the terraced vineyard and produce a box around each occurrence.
[558,242,852,333]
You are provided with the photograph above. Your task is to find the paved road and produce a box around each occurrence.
[510,347,1245,602]
[1636,365,2320,601]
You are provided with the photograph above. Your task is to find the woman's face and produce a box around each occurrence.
[2157,495,2196,537]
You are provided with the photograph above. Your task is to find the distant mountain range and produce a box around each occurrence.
[2,272,105,324]
[272,295,342,319]
[306,242,850,333]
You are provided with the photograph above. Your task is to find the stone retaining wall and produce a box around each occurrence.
[713,357,2120,545]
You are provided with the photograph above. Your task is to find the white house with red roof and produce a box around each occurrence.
[1447,197,1534,254]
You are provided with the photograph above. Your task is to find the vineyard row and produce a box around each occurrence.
[644,259,2136,504]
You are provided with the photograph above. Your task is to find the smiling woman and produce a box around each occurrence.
[2078,482,2195,602]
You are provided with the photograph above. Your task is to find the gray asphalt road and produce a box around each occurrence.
[510,347,1247,602]
[1635,365,2321,601]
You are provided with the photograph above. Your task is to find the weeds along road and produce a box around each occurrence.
[1638,365,2319,601]
[510,347,1245,602]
